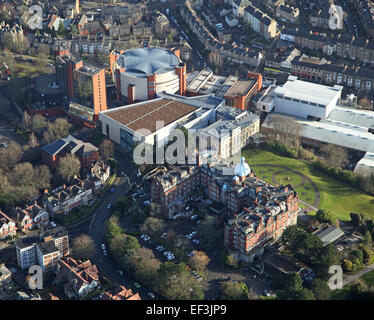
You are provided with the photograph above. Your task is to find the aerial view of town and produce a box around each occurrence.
[0,0,374,307]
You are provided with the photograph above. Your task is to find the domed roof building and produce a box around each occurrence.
[110,47,187,102]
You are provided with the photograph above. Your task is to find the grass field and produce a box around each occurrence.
[242,149,374,221]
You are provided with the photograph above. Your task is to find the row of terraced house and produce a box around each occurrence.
[180,0,263,68]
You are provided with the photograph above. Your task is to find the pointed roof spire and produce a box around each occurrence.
[234,157,251,178]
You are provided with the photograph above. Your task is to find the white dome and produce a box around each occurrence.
[234,157,251,177]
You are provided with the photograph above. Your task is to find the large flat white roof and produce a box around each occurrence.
[263,113,374,153]
[274,76,343,106]
[327,106,374,130]
[354,152,374,176]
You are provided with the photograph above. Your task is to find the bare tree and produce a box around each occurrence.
[0,141,23,170]
[266,114,303,148]
[140,217,166,236]
[72,235,95,260]
[28,132,38,147]
[35,165,52,189]
[189,250,210,272]
[31,114,47,135]
[99,139,114,160]
[22,111,32,130]
[53,118,71,139]
[320,144,349,168]
[57,154,81,181]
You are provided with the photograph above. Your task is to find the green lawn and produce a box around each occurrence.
[242,149,374,221]
[361,269,374,287]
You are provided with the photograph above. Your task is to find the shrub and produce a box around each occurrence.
[342,259,354,272]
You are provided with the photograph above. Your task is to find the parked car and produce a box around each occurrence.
[147,292,155,299]
[263,290,271,297]
[50,221,57,228]
[107,203,111,209]
[110,188,115,193]
[101,244,106,250]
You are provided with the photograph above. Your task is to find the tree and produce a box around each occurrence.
[297,288,315,300]
[140,217,165,236]
[53,118,71,139]
[311,278,331,300]
[126,247,161,283]
[0,141,23,170]
[315,209,336,225]
[22,111,32,130]
[365,230,372,246]
[220,281,249,300]
[99,139,114,160]
[31,114,47,135]
[11,162,35,187]
[225,253,239,268]
[350,212,362,227]
[105,216,124,242]
[320,144,349,169]
[156,262,204,300]
[265,114,302,149]
[285,272,304,294]
[342,259,354,272]
[57,154,81,181]
[28,132,38,147]
[36,52,48,74]
[189,250,210,272]
[72,234,95,260]
[35,165,52,190]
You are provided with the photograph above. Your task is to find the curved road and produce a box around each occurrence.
[65,147,155,299]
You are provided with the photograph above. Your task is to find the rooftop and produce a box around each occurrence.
[116,47,181,76]
[274,76,343,106]
[315,226,345,246]
[101,98,197,134]
[224,79,256,98]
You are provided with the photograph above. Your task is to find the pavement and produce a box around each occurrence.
[343,262,374,286]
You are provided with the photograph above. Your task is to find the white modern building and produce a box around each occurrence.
[256,76,343,119]
[99,95,222,151]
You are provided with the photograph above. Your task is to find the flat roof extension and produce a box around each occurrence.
[103,99,197,133]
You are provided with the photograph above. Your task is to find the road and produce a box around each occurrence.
[343,262,374,286]
[64,146,157,299]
